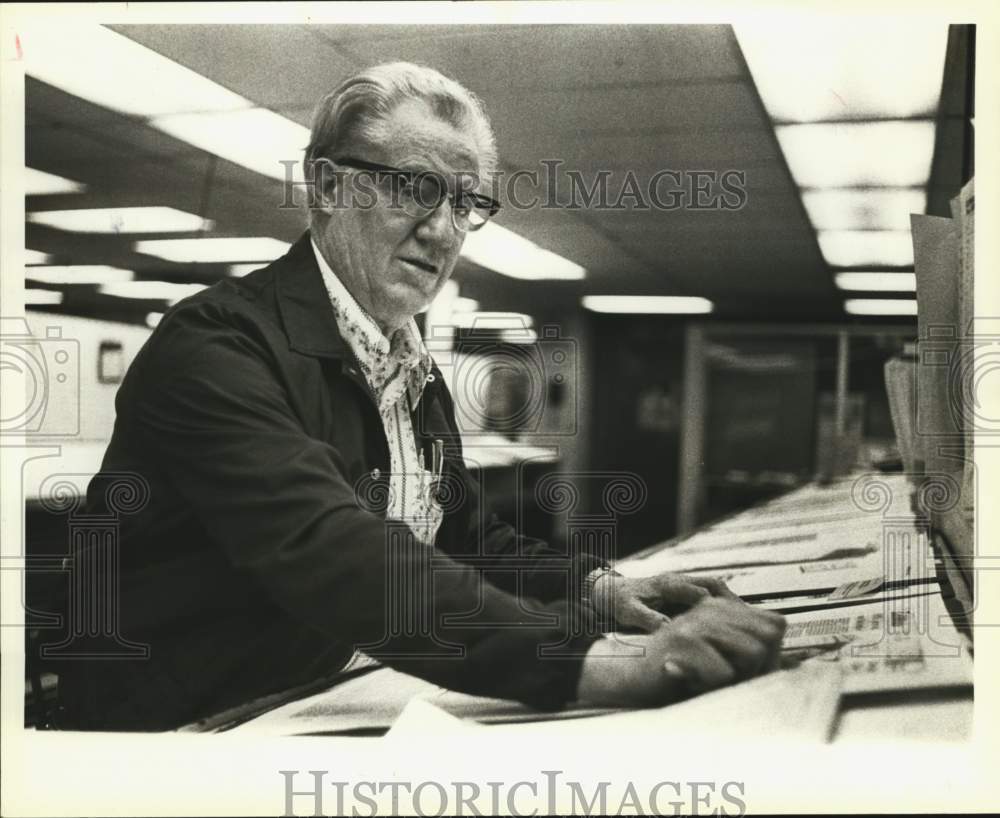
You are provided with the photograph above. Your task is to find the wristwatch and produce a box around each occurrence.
[581,565,622,628]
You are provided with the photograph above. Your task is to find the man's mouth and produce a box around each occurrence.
[400,257,438,275]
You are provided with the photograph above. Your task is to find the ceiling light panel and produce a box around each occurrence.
[25,289,64,306]
[801,189,927,231]
[151,109,310,183]
[844,298,918,316]
[776,122,936,188]
[450,312,536,330]
[135,237,291,264]
[28,207,213,233]
[99,281,207,304]
[24,167,86,195]
[835,272,917,292]
[24,249,52,265]
[461,223,585,280]
[21,24,248,117]
[582,296,714,314]
[818,230,914,267]
[735,22,948,122]
[25,265,135,285]
[22,25,308,183]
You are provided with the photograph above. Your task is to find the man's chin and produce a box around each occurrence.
[377,290,436,331]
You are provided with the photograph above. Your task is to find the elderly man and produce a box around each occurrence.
[59,62,784,730]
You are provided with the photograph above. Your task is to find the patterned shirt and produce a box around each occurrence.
[311,239,443,547]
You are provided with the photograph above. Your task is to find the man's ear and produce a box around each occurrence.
[313,158,339,214]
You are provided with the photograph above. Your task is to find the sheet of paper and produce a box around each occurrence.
[666,556,886,597]
[659,512,901,562]
[781,595,972,695]
[828,576,885,600]
[228,665,619,736]
[384,699,481,737]
[705,508,882,536]
[429,690,617,725]
[228,665,442,735]
[757,585,940,613]
[620,517,934,582]
[484,662,842,743]
[618,536,879,574]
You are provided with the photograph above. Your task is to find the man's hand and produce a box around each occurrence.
[591,571,740,632]
[576,597,787,708]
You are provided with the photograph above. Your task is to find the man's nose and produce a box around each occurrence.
[414,198,456,242]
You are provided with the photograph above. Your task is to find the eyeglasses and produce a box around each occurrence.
[333,156,500,233]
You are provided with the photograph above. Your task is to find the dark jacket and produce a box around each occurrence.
[59,233,601,730]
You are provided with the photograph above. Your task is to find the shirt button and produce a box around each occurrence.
[370,468,381,480]
[426,373,436,383]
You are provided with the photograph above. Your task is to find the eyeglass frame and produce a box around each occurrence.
[328,156,500,233]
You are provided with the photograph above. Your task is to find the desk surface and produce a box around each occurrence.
[216,473,972,742]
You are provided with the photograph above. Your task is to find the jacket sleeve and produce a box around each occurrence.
[431,377,608,605]
[121,302,597,710]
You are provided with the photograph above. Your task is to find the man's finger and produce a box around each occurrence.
[687,575,740,600]
[729,607,787,645]
[651,575,710,606]
[684,599,786,654]
[662,636,735,692]
[696,621,775,679]
[623,600,671,633]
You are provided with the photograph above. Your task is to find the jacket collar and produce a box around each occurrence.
[272,231,447,388]
[274,231,352,360]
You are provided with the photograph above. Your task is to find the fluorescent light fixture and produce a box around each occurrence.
[25,265,134,285]
[582,296,714,314]
[845,298,918,316]
[818,230,914,267]
[152,109,310,183]
[776,122,935,188]
[99,281,207,305]
[28,206,213,234]
[801,189,927,231]
[24,249,52,265]
[498,327,538,344]
[146,312,164,328]
[135,237,290,264]
[21,25,308,183]
[735,22,948,122]
[460,223,586,280]
[24,167,85,195]
[227,263,267,277]
[835,272,917,292]
[451,311,535,330]
[21,24,248,117]
[25,289,64,306]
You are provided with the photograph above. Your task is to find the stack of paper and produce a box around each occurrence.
[781,595,972,695]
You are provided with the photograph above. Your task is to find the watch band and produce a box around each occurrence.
[582,566,621,630]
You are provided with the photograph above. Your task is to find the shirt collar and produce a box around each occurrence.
[310,238,432,409]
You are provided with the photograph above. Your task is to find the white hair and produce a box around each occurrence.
[304,61,498,185]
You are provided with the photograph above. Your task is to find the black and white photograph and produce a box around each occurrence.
[1,2,998,815]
